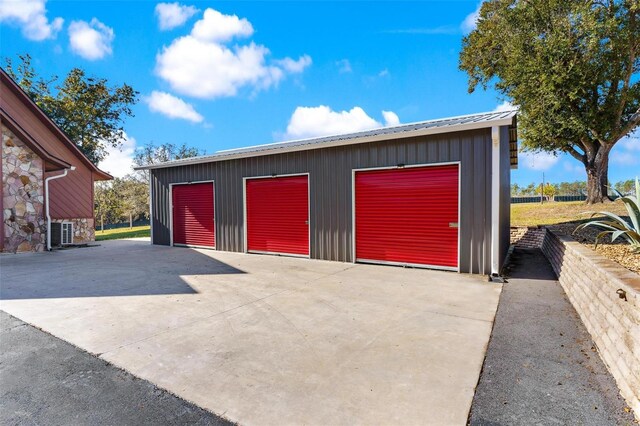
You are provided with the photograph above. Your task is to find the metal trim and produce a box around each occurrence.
[242,173,311,259]
[174,243,216,250]
[351,161,462,272]
[136,113,517,171]
[356,258,458,272]
[491,126,500,275]
[169,180,216,249]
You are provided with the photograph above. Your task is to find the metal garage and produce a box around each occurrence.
[138,110,517,276]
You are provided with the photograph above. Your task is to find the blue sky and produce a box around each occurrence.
[1,0,638,184]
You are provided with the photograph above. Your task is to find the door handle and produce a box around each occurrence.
[449,222,458,228]
[305,220,309,225]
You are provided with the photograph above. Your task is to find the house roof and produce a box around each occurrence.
[136,110,518,171]
[0,109,72,171]
[0,68,112,180]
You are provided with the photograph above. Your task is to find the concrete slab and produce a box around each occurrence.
[0,239,501,425]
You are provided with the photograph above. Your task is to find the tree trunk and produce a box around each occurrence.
[585,145,612,204]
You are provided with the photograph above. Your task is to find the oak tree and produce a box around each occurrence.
[460,0,639,203]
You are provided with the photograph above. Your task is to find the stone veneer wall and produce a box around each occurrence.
[2,125,46,252]
[540,230,640,419]
[52,218,95,244]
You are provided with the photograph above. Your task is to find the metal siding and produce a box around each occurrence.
[150,129,494,273]
[499,125,511,270]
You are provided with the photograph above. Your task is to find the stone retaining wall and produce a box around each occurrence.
[510,226,547,249]
[540,230,640,418]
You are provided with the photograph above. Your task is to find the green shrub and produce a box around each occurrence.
[575,178,640,253]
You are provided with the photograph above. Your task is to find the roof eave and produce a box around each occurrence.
[136,114,516,171]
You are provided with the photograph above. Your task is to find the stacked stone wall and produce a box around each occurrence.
[540,230,640,419]
[2,125,45,252]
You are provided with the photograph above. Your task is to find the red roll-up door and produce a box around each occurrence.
[246,175,309,256]
[172,182,215,248]
[355,165,459,269]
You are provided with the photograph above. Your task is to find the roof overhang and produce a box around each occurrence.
[0,69,113,181]
[136,110,518,171]
[1,110,72,172]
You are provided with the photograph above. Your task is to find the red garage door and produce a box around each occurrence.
[355,164,459,269]
[172,182,215,248]
[246,175,309,256]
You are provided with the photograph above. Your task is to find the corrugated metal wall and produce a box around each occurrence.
[151,127,505,274]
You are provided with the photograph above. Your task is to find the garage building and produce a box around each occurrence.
[139,110,517,275]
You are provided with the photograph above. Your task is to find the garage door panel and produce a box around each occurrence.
[246,175,309,256]
[172,183,215,248]
[355,165,459,269]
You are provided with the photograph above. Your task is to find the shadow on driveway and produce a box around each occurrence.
[0,239,244,300]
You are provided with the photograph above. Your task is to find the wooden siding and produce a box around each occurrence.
[151,127,512,274]
[1,79,95,219]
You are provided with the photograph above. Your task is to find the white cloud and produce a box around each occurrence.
[146,91,204,123]
[494,101,516,112]
[461,3,482,34]
[191,8,253,42]
[0,0,63,41]
[284,106,400,140]
[519,151,559,171]
[382,110,400,126]
[336,59,352,73]
[155,2,198,31]
[156,8,311,99]
[378,68,389,77]
[611,131,640,166]
[98,133,136,178]
[275,55,312,73]
[68,18,114,60]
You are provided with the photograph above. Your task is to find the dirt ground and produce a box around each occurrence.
[511,201,639,275]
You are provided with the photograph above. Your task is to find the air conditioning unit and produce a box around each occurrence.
[50,222,73,246]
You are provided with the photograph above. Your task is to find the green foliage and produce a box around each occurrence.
[535,182,558,198]
[615,179,637,195]
[5,54,138,164]
[460,0,640,202]
[132,141,204,185]
[575,178,640,252]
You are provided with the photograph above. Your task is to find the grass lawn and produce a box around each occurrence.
[95,225,150,241]
[511,200,629,227]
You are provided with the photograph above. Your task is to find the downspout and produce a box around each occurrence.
[45,166,75,251]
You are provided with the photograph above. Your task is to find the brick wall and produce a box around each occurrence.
[510,226,547,249]
[540,230,640,419]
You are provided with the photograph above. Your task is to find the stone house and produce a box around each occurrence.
[1,69,112,253]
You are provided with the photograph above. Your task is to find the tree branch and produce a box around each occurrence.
[564,145,587,164]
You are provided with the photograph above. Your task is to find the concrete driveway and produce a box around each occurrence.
[0,239,501,425]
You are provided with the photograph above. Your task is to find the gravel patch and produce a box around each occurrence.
[549,222,640,275]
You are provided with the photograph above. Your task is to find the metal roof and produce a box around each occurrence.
[136,110,517,170]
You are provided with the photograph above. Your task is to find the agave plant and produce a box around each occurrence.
[575,178,640,253]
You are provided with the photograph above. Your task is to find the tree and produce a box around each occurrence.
[535,182,558,199]
[132,142,204,185]
[94,181,121,231]
[112,178,148,228]
[5,54,138,164]
[460,0,640,203]
[615,179,636,195]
